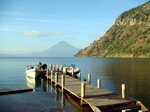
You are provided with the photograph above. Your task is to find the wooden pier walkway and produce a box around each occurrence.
[46,64,148,112]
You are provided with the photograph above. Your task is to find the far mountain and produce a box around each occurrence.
[75,1,150,58]
[28,41,79,57]
[0,41,79,57]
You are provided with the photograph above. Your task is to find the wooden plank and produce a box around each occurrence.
[0,88,33,95]
[85,98,132,107]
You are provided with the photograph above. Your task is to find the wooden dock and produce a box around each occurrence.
[46,64,148,112]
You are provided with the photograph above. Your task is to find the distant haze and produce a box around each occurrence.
[0,41,80,57]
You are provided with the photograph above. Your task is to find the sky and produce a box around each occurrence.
[0,0,149,54]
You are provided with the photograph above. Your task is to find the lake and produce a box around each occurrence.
[0,57,150,111]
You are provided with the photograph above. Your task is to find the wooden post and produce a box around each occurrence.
[50,70,53,93]
[55,72,58,87]
[57,65,60,71]
[51,70,53,81]
[56,65,59,72]
[55,64,58,71]
[60,66,63,73]
[63,67,64,74]
[55,64,57,71]
[88,74,91,84]
[62,74,65,93]
[63,67,67,75]
[81,82,86,105]
[122,84,126,98]
[46,69,49,77]
[71,68,74,77]
[53,64,55,71]
[50,64,52,70]
[122,109,132,112]
[78,73,81,80]
[97,79,101,88]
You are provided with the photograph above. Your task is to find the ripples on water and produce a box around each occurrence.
[0,57,150,111]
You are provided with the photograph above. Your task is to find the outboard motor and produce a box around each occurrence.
[42,64,47,70]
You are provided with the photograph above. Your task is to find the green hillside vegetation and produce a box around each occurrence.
[75,1,150,58]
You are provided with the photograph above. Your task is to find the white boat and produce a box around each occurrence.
[63,64,80,74]
[26,63,47,78]
[26,65,42,78]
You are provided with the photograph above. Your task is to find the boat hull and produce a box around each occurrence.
[67,67,80,74]
[26,69,41,78]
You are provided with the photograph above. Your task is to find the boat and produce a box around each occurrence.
[26,62,47,78]
[63,64,80,75]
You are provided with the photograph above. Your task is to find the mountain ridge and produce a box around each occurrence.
[0,41,79,57]
[36,41,79,57]
[75,1,150,58]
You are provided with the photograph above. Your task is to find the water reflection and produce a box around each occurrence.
[105,59,150,109]
[26,76,50,92]
[79,58,150,109]
[26,76,92,112]
[26,76,41,88]
[61,93,65,108]
[42,78,49,92]
[55,87,59,102]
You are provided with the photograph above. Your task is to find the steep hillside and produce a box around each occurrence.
[75,1,150,58]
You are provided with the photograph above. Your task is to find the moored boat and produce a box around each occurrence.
[26,62,47,78]
[62,64,80,75]
[67,64,80,74]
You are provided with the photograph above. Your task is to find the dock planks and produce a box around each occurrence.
[47,70,148,112]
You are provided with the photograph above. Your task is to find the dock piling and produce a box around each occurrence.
[55,64,58,71]
[50,64,52,70]
[88,74,91,84]
[63,67,67,75]
[122,84,126,98]
[60,65,63,73]
[51,70,53,81]
[97,79,101,88]
[71,68,74,77]
[55,72,58,87]
[81,82,86,105]
[53,64,56,71]
[78,73,81,80]
[56,64,59,71]
[62,74,65,93]
[46,69,49,77]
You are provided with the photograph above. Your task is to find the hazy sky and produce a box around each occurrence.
[0,0,148,54]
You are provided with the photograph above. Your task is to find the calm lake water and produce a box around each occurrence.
[0,57,150,111]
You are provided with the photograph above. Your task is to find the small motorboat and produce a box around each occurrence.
[26,62,47,78]
[63,64,80,74]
